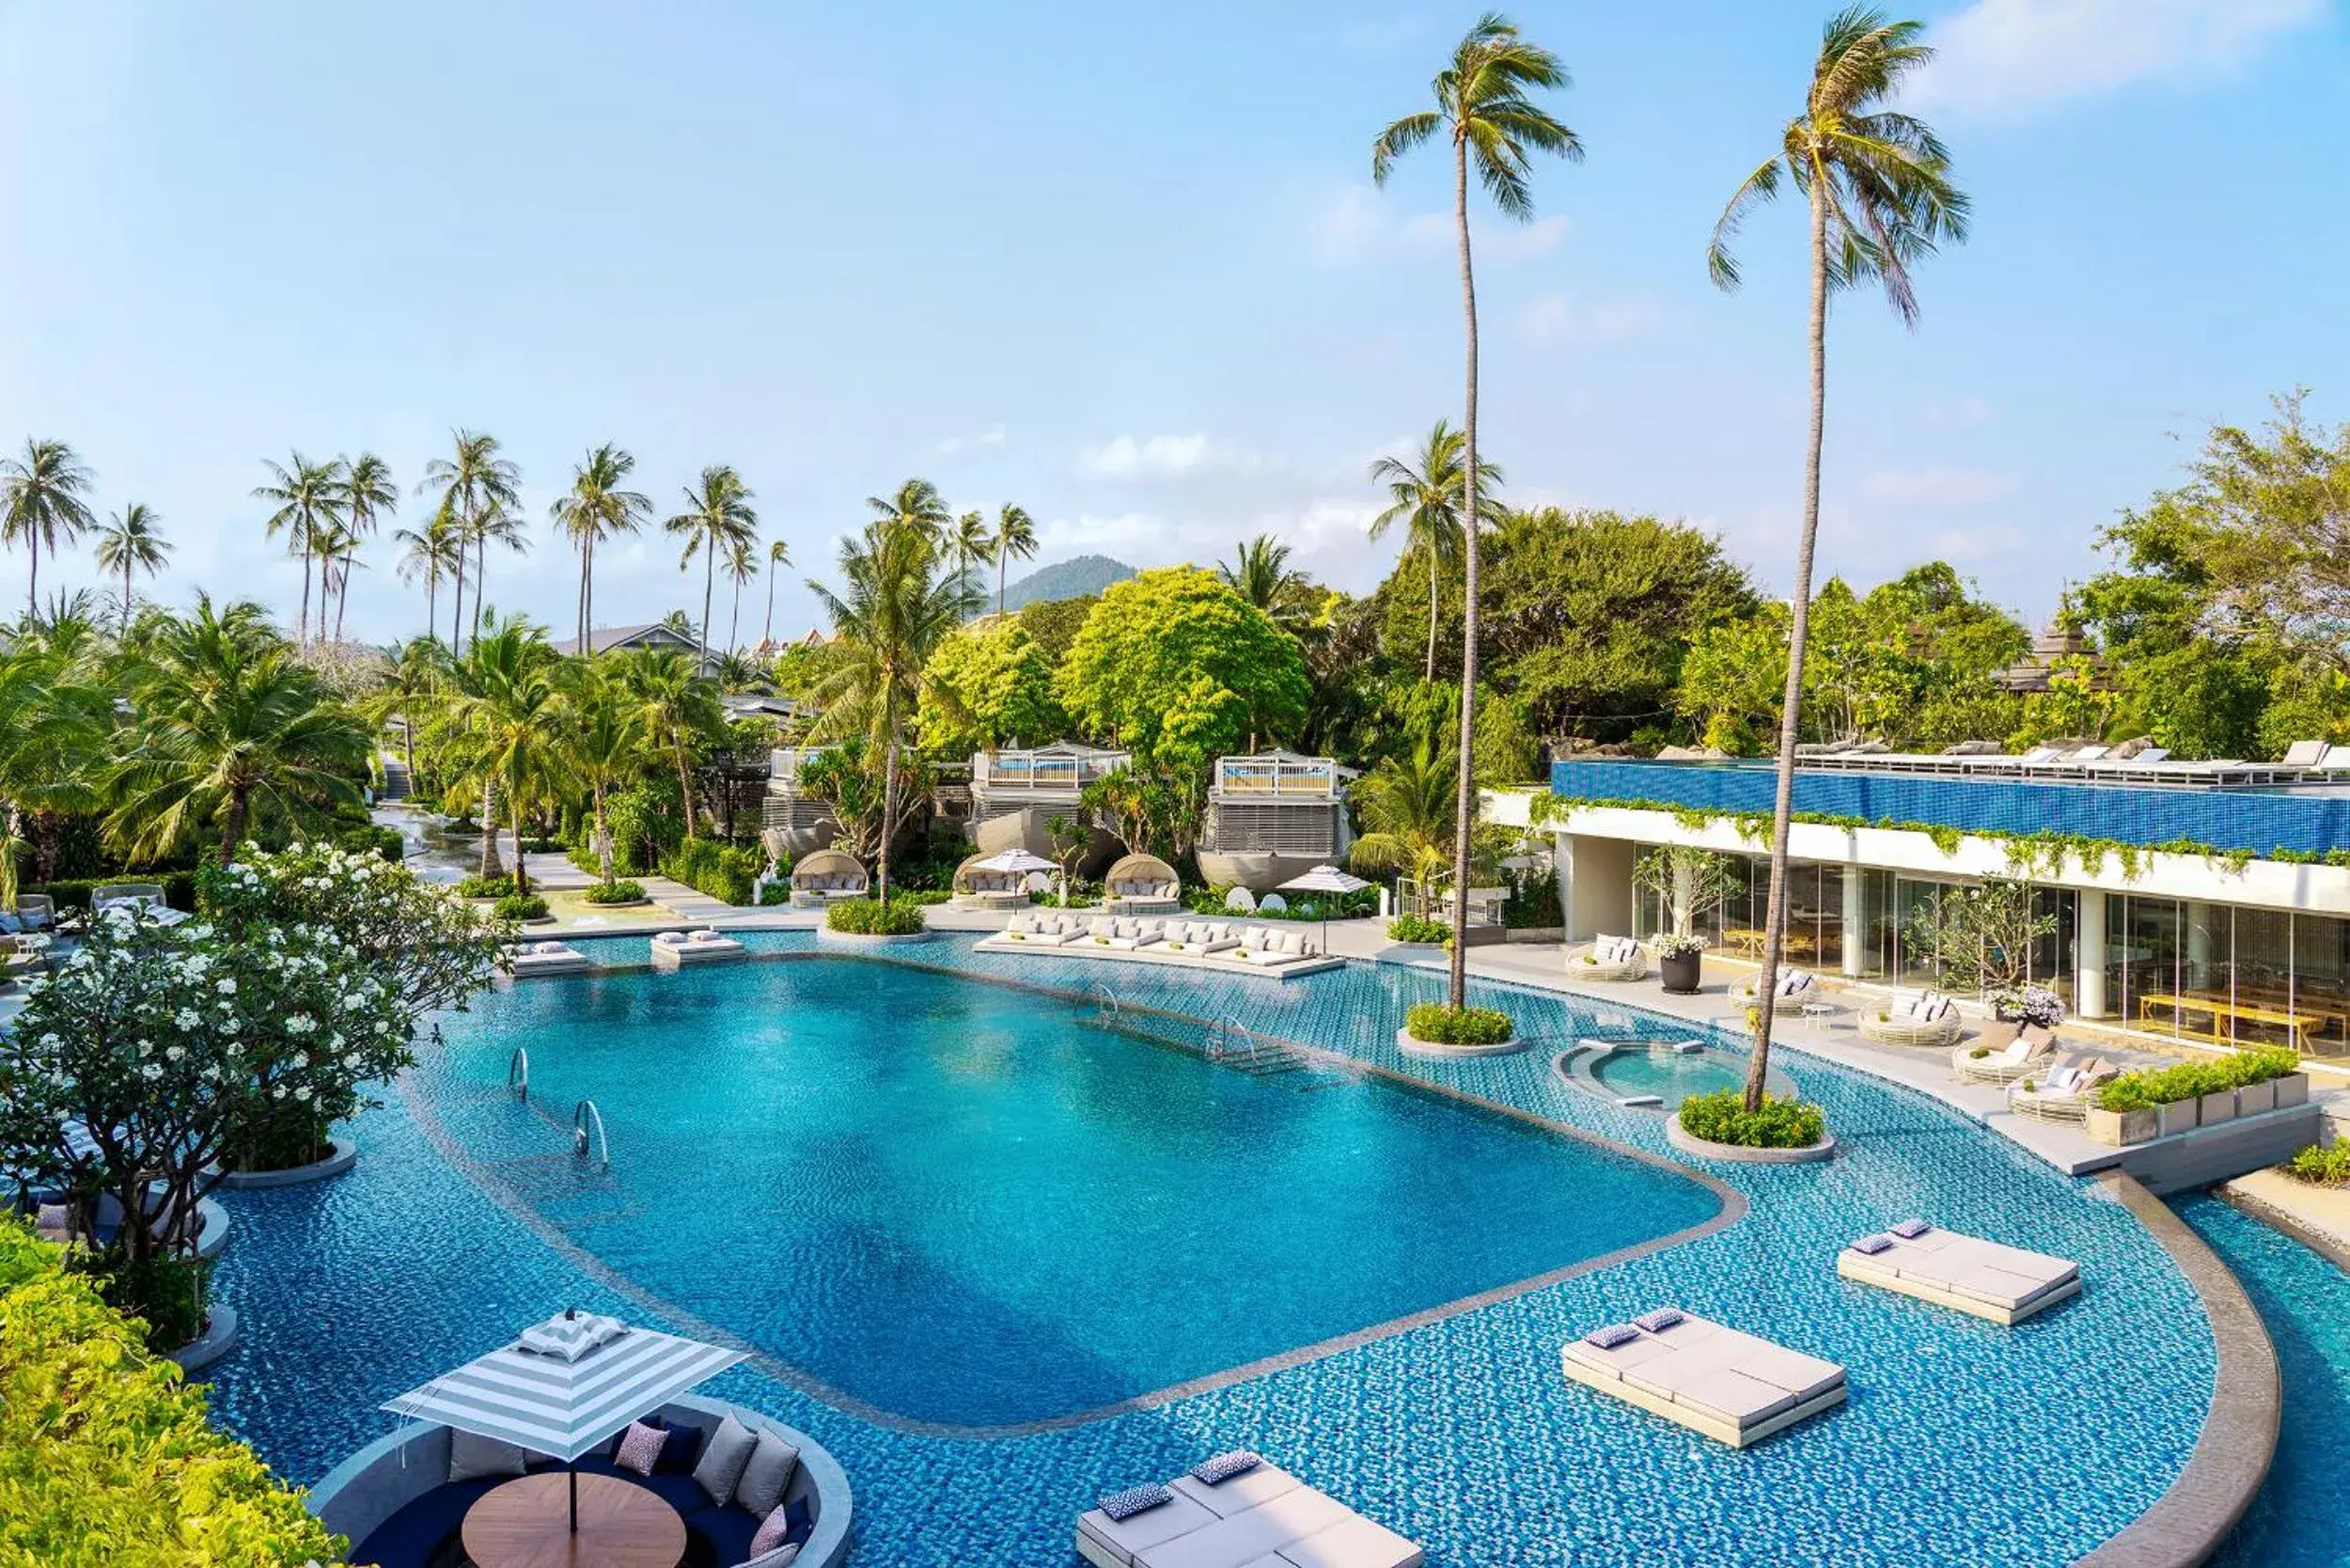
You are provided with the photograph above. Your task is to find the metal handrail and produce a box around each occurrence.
[572,1101,610,1171]
[508,1047,528,1101]
[1092,981,1120,1020]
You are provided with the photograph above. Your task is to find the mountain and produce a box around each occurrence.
[995,555,1136,612]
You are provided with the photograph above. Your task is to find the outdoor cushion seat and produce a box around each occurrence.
[1169,1463,1305,1520]
[1146,1488,1353,1568]
[1079,1491,1221,1564]
[347,1477,504,1568]
[683,1500,762,1565]
[574,1453,714,1514]
[1273,1512,1425,1568]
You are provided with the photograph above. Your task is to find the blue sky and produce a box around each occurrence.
[0,0,2342,645]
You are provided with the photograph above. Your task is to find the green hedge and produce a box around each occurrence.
[1677,1089,1827,1149]
[1387,915,1452,945]
[2097,1046,2299,1112]
[332,823,408,862]
[582,880,646,905]
[1404,1002,1514,1044]
[825,897,927,935]
[660,839,766,907]
[493,893,550,922]
[21,873,198,914]
[0,1220,344,1565]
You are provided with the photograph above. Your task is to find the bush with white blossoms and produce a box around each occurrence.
[0,903,412,1265]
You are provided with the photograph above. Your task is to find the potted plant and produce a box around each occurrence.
[1987,984,2065,1030]
[2085,1082,2159,1148]
[1655,933,1706,996]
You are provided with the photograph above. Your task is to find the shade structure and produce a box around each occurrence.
[975,848,1058,876]
[382,1313,744,1463]
[1277,866,1372,949]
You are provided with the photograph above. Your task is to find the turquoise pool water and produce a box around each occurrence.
[1589,1044,1752,1106]
[417,957,1724,1429]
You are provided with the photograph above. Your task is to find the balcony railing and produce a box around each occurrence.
[1214,757,1342,799]
[973,749,1128,793]
[767,746,836,790]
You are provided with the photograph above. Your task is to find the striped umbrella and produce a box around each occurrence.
[384,1310,744,1529]
[1277,865,1371,949]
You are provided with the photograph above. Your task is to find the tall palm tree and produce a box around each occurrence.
[948,509,995,597]
[760,538,791,647]
[616,646,725,840]
[549,444,651,652]
[1368,420,1506,682]
[867,478,952,543]
[1346,735,1461,884]
[442,618,565,895]
[807,511,979,902]
[991,503,1037,619]
[1216,533,1315,636]
[106,597,370,861]
[1373,11,1578,1009]
[329,452,398,643]
[468,499,529,641]
[1709,6,1966,1109]
[0,439,97,619]
[92,503,172,632]
[559,662,645,885]
[722,539,759,654]
[666,465,759,657]
[253,452,349,645]
[393,502,466,647]
[418,430,522,653]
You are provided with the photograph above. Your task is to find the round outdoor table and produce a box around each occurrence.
[462,1472,686,1568]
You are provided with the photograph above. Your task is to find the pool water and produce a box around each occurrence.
[418,957,1724,1429]
[1589,1044,1752,1106]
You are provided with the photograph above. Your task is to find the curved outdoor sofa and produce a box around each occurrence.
[790,848,870,909]
[308,1394,853,1568]
[950,853,1033,911]
[1103,852,1181,914]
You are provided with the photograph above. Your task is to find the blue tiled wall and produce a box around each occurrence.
[1546,760,2350,859]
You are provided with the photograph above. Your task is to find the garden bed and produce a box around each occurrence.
[215,1138,358,1189]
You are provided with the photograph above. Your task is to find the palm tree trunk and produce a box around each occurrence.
[122,562,133,633]
[25,531,37,619]
[1744,178,1832,1112]
[472,535,486,651]
[1425,548,1439,683]
[996,552,1008,619]
[764,569,777,647]
[729,575,743,655]
[478,779,504,877]
[428,572,439,649]
[450,563,464,656]
[675,741,697,841]
[878,738,897,905]
[222,784,251,862]
[298,549,312,646]
[335,547,354,641]
[1446,130,1482,1011]
[578,535,591,653]
[593,785,614,885]
[700,548,715,660]
[510,789,530,897]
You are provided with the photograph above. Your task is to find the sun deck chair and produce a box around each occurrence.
[1245,928,1317,968]
[1859,988,1963,1047]
[2280,739,2328,769]
[1839,1221,2080,1325]
[1951,1023,2055,1086]
[1076,1455,1422,1568]
[2005,1053,2120,1123]
[1559,1309,1846,1448]
[1570,933,1648,983]
[1740,967,1817,1014]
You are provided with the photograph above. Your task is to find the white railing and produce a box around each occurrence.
[973,749,1129,793]
[1214,757,1341,799]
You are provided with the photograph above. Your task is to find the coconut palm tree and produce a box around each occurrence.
[761,539,791,646]
[106,597,370,861]
[1369,420,1508,682]
[1373,11,1578,1009]
[393,502,466,647]
[332,452,398,642]
[807,510,979,903]
[1216,533,1316,637]
[252,452,348,645]
[1709,5,1966,1109]
[723,538,759,653]
[615,646,725,840]
[867,479,952,544]
[1347,735,1461,884]
[418,430,522,653]
[0,439,96,620]
[441,618,566,895]
[948,509,995,597]
[92,503,172,632]
[666,465,759,657]
[559,661,645,885]
[991,503,1037,619]
[549,444,652,653]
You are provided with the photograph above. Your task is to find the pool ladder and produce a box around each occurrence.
[1204,1015,1354,1089]
[572,1101,610,1171]
[1091,981,1121,1020]
[508,1047,528,1101]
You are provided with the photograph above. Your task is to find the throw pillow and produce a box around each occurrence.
[656,1419,704,1475]
[1098,1483,1171,1522]
[447,1430,531,1484]
[742,1547,801,1568]
[735,1429,802,1518]
[615,1420,666,1477]
[749,1505,792,1556]
[691,1414,760,1508]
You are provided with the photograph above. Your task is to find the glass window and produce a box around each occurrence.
[2295,913,2350,1058]
[2026,887,2075,1005]
[2118,898,2183,1039]
[1817,864,1847,976]
[2233,907,2298,1049]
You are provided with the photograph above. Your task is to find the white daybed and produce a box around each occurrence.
[1858,987,1964,1047]
[1559,1309,1846,1449]
[650,929,746,969]
[1077,1455,1421,1568]
[1837,1220,2081,1325]
[1569,933,1648,983]
[506,940,593,979]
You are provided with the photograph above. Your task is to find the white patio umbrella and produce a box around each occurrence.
[1277,866,1371,949]
[384,1309,744,1532]
[979,847,1063,902]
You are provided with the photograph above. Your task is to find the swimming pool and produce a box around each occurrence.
[1563,1039,1797,1109]
[414,957,1725,1429]
[203,933,2224,1566]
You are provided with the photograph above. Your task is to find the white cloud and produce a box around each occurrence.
[1311,187,1567,265]
[1520,290,1666,345]
[1913,0,2321,116]
[1076,433,1266,479]
[1860,466,2017,506]
[933,423,1006,458]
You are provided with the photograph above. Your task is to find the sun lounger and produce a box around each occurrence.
[1950,1023,2055,1085]
[1570,933,1648,982]
[508,940,592,978]
[1076,1458,1421,1568]
[1859,988,1963,1047]
[1739,967,1818,1014]
[1559,1309,1846,1448]
[2005,1053,2120,1123]
[650,929,745,968]
[1838,1221,2080,1325]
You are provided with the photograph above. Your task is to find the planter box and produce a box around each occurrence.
[2197,1090,2238,1127]
[1659,950,1703,996]
[1664,1116,1836,1165]
[214,1138,357,1189]
[2085,1105,2158,1148]
[2276,1072,2311,1109]
[1395,1026,1525,1060]
[2235,1079,2278,1118]
[2156,1100,2201,1138]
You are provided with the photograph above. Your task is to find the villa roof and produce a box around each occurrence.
[551,623,704,658]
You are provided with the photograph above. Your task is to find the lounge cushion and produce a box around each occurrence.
[1171,1462,1303,1519]
[692,1414,760,1508]
[573,1454,713,1514]
[1147,1488,1351,1568]
[1078,1491,1218,1564]
[734,1429,801,1518]
[1275,1512,1425,1568]
[447,1430,530,1484]
[347,1477,503,1567]
[685,1500,763,1565]
[742,1544,802,1568]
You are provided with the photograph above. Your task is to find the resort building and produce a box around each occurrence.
[761,745,839,853]
[1498,744,2350,1055]
[551,621,714,673]
[964,744,1128,859]
[1196,750,1358,891]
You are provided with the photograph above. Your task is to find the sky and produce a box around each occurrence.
[0,0,2344,648]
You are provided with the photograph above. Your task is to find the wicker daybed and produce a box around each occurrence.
[1103,853,1181,914]
[1857,989,1965,1047]
[789,849,870,908]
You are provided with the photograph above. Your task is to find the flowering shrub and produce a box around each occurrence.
[1653,933,1708,959]
[0,1219,344,1566]
[1989,984,2065,1028]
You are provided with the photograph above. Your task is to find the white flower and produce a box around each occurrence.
[290,1051,308,1069]
[175,1010,200,1029]
[272,1083,288,1099]
[141,1064,160,1080]
[287,1014,315,1036]
[164,1045,184,1062]
[294,1085,312,1102]
[217,978,237,996]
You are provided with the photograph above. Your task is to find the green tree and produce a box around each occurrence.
[992,503,1038,618]
[561,664,648,885]
[550,444,651,653]
[948,509,995,595]
[1215,534,1316,638]
[418,430,522,654]
[442,619,566,895]
[1368,419,1501,682]
[393,502,467,649]
[335,452,398,642]
[92,504,172,633]
[0,438,95,621]
[253,451,346,645]
[106,598,369,861]
[666,464,759,656]
[615,646,726,842]
[1374,12,1577,1008]
[1348,735,1460,882]
[916,619,1065,758]
[1017,592,1095,666]
[723,538,758,653]
[1707,4,1966,1108]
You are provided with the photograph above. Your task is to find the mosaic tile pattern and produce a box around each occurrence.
[206,935,2217,1567]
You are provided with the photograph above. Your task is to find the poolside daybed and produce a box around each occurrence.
[789,848,870,908]
[1838,1220,2081,1325]
[310,1394,852,1568]
[1102,852,1182,914]
[950,854,1034,911]
[1858,988,1964,1047]
[978,917,1341,979]
[1076,1454,1421,1568]
[1736,967,1819,1014]
[1950,1022,2056,1086]
[2005,1052,2121,1123]
[1569,933,1647,982]
[506,939,592,979]
[1559,1309,1846,1448]
[651,929,746,969]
